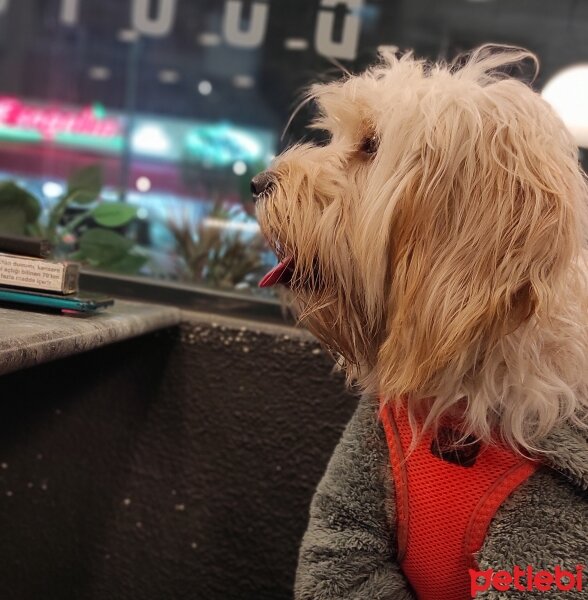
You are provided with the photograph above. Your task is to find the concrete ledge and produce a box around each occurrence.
[0,301,182,376]
[178,309,314,341]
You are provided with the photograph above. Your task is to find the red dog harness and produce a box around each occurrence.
[381,403,538,599]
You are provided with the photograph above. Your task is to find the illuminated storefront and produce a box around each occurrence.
[0,0,585,299]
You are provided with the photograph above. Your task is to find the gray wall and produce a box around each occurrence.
[0,311,357,600]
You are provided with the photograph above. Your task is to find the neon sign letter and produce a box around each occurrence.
[60,0,81,25]
[315,0,363,60]
[0,97,122,140]
[132,0,177,37]
[223,0,270,48]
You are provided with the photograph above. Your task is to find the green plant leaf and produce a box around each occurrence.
[67,165,103,204]
[25,221,45,238]
[102,253,147,274]
[78,228,133,264]
[91,202,137,228]
[67,250,87,262]
[0,207,27,235]
[0,182,42,223]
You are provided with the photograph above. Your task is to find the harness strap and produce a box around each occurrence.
[381,402,539,600]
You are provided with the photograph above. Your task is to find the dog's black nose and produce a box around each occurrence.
[251,171,276,200]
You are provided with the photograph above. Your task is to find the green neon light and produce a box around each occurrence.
[0,125,43,143]
[0,126,123,154]
[55,132,124,153]
[92,102,107,120]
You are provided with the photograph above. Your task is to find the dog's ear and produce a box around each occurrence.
[375,79,587,398]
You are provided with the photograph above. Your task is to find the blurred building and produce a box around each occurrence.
[0,0,586,301]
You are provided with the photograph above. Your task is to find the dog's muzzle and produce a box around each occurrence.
[252,169,294,287]
[250,170,276,201]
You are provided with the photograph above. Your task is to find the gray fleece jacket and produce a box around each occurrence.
[295,397,588,599]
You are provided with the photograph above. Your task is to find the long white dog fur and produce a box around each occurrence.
[256,45,588,453]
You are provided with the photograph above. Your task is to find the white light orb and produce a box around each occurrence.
[136,176,152,192]
[232,160,247,176]
[42,181,65,198]
[198,80,213,96]
[542,64,588,148]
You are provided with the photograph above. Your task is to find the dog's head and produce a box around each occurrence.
[254,46,588,414]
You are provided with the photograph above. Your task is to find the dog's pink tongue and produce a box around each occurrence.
[259,257,294,288]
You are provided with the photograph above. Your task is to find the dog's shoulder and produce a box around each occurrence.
[478,464,587,589]
[478,426,587,590]
[537,424,588,493]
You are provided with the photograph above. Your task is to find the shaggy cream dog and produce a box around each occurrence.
[254,46,588,599]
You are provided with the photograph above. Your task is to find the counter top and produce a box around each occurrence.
[0,300,182,376]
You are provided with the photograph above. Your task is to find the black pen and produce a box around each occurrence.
[0,234,52,258]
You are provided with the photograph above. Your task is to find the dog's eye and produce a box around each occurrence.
[312,129,332,147]
[359,135,378,156]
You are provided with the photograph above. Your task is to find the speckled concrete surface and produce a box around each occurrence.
[0,301,182,376]
[0,307,358,600]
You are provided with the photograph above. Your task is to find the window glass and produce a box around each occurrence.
[0,1,586,300]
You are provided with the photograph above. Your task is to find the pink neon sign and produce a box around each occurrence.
[0,97,122,140]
